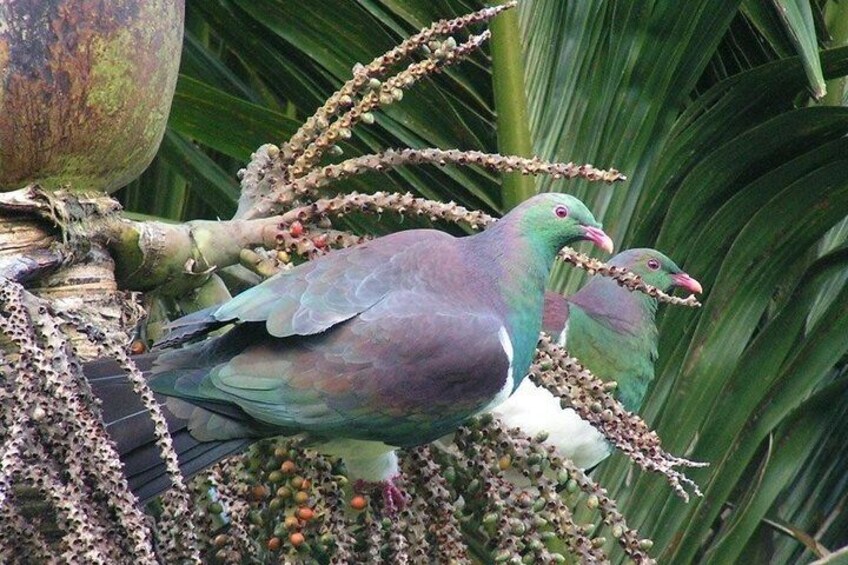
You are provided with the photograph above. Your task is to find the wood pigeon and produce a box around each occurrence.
[491,249,702,469]
[88,193,614,504]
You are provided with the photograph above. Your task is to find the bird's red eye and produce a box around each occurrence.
[554,205,569,218]
[647,259,660,270]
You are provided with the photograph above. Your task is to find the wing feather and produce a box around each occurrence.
[170,230,452,344]
[150,288,511,446]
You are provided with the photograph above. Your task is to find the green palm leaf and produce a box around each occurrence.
[521,2,848,562]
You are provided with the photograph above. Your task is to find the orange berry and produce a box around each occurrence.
[267,537,281,551]
[350,495,367,511]
[289,532,305,547]
[284,516,299,530]
[280,460,296,474]
[299,479,311,490]
[130,340,146,355]
[251,485,268,500]
[296,507,314,521]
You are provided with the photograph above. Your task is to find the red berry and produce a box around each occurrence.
[296,507,314,521]
[313,234,328,248]
[350,495,367,511]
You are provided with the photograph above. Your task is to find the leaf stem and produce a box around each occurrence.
[490,3,535,210]
[824,0,848,105]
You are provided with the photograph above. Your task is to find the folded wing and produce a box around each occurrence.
[151,289,512,447]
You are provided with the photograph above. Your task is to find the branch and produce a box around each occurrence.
[102,216,289,293]
[559,248,702,308]
[0,280,159,561]
[288,30,494,180]
[279,191,493,229]
[278,2,517,170]
[287,148,625,201]
[531,334,707,502]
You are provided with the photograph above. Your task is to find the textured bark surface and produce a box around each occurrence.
[0,0,185,193]
[0,188,143,358]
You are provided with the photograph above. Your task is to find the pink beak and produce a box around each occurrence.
[581,226,614,254]
[672,272,703,294]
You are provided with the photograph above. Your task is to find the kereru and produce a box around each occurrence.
[88,193,614,505]
[491,249,702,469]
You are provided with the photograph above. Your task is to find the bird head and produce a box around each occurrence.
[609,249,703,295]
[512,192,614,254]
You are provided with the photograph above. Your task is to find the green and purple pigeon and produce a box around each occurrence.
[492,249,702,469]
[89,193,614,504]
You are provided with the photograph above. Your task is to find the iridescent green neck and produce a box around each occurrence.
[475,219,562,388]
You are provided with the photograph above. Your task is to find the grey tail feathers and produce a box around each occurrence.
[85,355,250,504]
[153,305,230,350]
